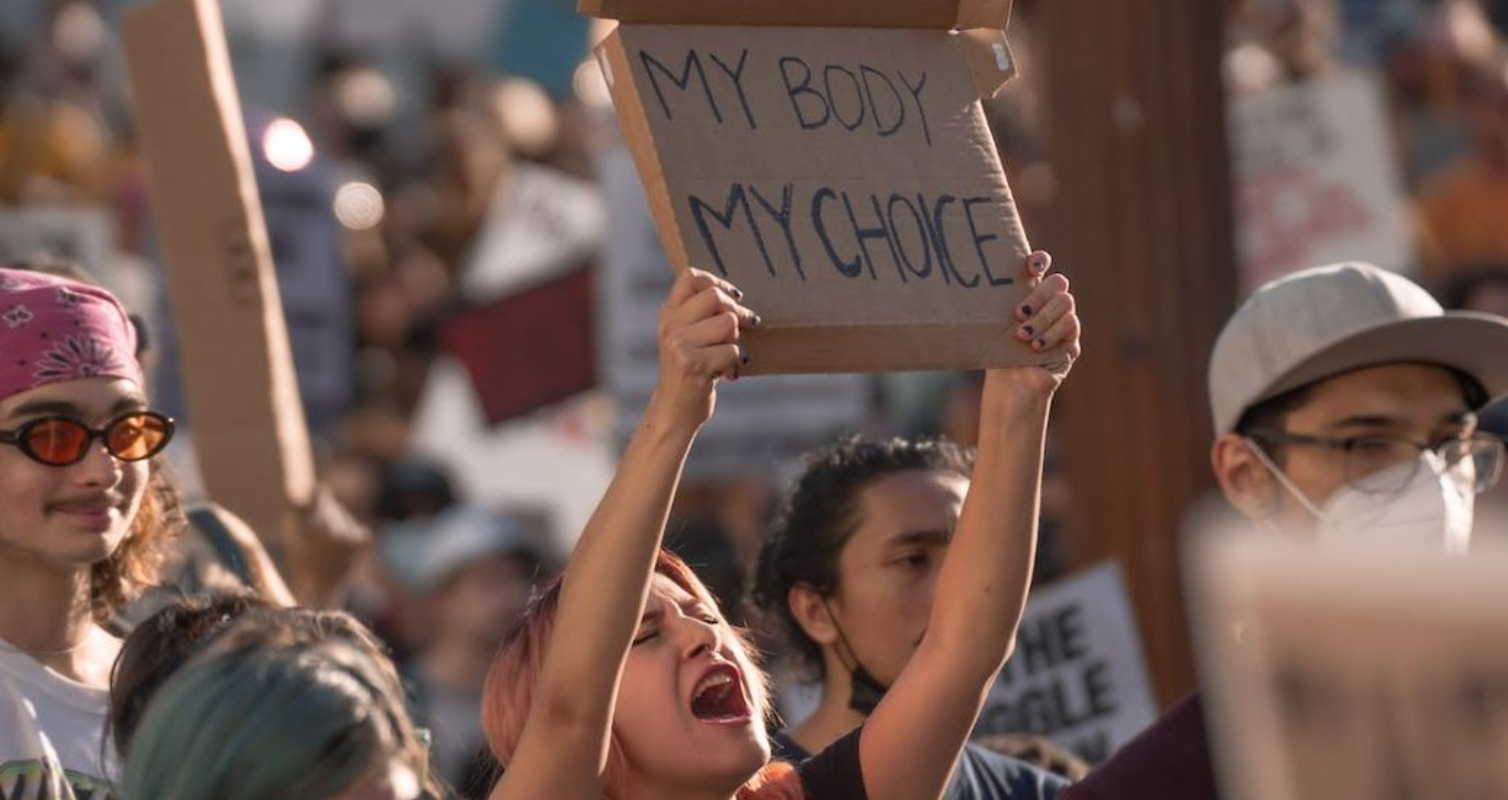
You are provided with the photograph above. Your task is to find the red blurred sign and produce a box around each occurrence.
[438,266,597,426]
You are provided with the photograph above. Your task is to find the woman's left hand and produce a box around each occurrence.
[990,250,1080,395]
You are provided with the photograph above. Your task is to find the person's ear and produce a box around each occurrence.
[1211,433,1280,521]
[787,582,839,648]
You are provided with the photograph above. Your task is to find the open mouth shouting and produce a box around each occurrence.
[689,662,753,726]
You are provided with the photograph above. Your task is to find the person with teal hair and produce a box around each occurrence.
[120,636,433,800]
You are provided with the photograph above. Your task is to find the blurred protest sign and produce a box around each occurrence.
[586,0,1052,374]
[123,0,317,543]
[439,267,597,426]
[461,162,605,302]
[410,363,615,549]
[435,163,603,427]
[598,131,866,481]
[977,562,1159,763]
[1230,71,1415,294]
[1189,534,1508,800]
[413,163,612,541]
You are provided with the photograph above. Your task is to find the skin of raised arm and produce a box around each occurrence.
[490,269,752,800]
[859,255,1079,800]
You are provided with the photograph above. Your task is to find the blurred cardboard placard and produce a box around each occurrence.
[1189,534,1508,800]
[1230,71,1415,295]
[596,132,866,481]
[122,0,316,542]
[978,563,1159,764]
[587,0,1049,374]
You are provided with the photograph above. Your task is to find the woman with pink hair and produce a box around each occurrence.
[483,252,1079,800]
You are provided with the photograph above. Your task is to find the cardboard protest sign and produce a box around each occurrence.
[597,130,867,480]
[1189,534,1508,800]
[1230,71,1415,294]
[978,563,1159,763]
[588,0,1050,374]
[122,0,316,543]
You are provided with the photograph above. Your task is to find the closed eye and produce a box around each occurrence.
[632,628,660,647]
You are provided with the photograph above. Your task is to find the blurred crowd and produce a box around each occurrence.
[5,0,1508,795]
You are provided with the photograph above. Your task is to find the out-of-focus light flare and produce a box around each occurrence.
[493,78,559,156]
[334,182,385,230]
[573,59,613,109]
[263,118,315,172]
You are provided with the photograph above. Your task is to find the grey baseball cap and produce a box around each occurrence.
[1208,262,1508,435]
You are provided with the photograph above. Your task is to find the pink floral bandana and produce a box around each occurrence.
[0,268,143,402]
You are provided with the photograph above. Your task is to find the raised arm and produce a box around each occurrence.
[491,269,755,800]
[860,251,1080,800]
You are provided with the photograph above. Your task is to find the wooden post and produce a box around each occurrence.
[1035,0,1238,705]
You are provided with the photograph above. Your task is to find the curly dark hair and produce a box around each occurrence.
[91,462,186,622]
[750,435,974,679]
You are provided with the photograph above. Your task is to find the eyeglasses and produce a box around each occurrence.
[0,411,175,467]
[1248,429,1506,495]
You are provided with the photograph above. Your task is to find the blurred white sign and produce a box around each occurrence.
[978,562,1159,764]
[1230,71,1415,294]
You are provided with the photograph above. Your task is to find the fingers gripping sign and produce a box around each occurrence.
[655,268,762,427]
[1000,250,1081,391]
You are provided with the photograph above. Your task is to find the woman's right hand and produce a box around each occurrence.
[649,268,759,431]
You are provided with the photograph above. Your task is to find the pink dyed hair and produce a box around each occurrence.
[481,549,804,800]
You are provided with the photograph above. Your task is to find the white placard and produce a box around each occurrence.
[596,132,867,481]
[461,161,606,303]
[977,562,1159,764]
[1230,71,1415,293]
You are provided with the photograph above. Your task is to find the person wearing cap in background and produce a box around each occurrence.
[387,504,554,799]
[1061,262,1508,799]
[0,268,182,800]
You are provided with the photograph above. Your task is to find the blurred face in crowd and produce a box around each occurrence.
[433,552,538,647]
[804,470,968,689]
[1468,64,1508,164]
[0,377,149,572]
[613,574,767,797]
[1214,364,1477,536]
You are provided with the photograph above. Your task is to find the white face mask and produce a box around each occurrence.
[1246,442,1475,553]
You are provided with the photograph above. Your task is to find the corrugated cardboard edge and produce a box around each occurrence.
[956,29,1019,100]
[596,28,694,273]
[122,0,317,527]
[579,0,1011,31]
[743,323,1060,374]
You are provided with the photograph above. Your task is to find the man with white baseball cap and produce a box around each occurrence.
[1061,262,1508,799]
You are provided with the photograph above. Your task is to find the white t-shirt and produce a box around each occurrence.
[0,643,117,800]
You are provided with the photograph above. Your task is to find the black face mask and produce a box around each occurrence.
[847,661,889,715]
[823,600,891,715]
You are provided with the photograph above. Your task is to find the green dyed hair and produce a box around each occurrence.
[121,639,422,800]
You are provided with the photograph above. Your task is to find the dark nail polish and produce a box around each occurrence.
[1020,305,1032,317]
[741,353,751,366]
[1035,338,1046,350]
[753,314,763,327]
[1022,325,1034,337]
[732,287,745,300]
